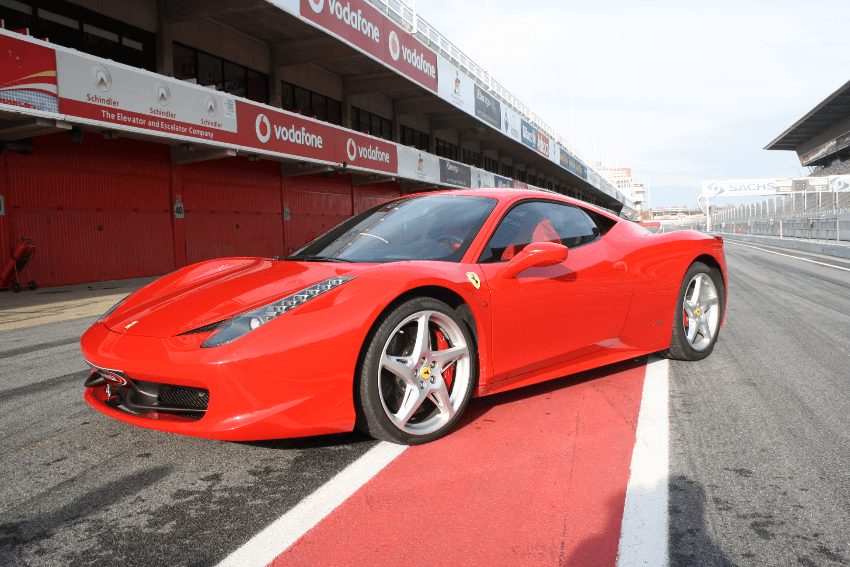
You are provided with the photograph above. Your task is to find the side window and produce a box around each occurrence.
[479,201,601,263]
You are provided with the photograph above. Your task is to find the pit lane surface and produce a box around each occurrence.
[669,241,850,566]
[2,239,849,566]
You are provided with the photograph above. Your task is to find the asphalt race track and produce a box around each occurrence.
[668,241,850,567]
[1,239,849,566]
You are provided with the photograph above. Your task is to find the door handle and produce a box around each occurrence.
[613,261,627,272]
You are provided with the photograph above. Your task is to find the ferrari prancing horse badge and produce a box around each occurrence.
[465,272,481,290]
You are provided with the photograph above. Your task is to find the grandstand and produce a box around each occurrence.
[697,79,850,240]
[765,78,850,177]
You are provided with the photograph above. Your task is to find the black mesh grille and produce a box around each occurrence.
[180,321,223,335]
[158,385,209,410]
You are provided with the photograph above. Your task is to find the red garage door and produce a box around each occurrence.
[4,134,174,287]
[177,158,283,265]
[353,182,402,215]
[285,173,353,254]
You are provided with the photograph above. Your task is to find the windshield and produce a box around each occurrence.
[288,195,497,263]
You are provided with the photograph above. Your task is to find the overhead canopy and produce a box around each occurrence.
[765,78,850,151]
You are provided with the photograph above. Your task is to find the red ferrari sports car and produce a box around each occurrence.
[81,188,726,445]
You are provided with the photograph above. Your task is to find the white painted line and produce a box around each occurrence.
[217,441,407,567]
[617,355,669,567]
[726,241,850,272]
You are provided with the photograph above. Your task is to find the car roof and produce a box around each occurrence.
[400,187,621,222]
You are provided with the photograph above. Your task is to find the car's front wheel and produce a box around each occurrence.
[661,261,725,361]
[356,297,477,445]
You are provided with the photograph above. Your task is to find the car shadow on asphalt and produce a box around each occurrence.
[240,429,376,452]
[454,355,649,434]
[554,475,736,565]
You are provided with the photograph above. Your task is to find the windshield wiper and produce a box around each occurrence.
[287,255,354,263]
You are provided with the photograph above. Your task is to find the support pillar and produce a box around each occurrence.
[156,0,174,76]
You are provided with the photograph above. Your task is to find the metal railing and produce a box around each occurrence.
[366,0,629,205]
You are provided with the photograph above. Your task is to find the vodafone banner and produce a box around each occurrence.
[237,100,397,173]
[301,0,437,92]
[57,51,238,144]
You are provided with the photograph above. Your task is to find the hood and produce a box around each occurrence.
[104,259,358,337]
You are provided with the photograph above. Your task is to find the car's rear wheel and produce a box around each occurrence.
[356,297,477,445]
[661,262,725,361]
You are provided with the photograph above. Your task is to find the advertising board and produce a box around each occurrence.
[473,85,501,130]
[57,51,239,144]
[237,100,397,173]
[397,145,440,183]
[501,106,521,143]
[0,32,59,114]
[558,145,587,180]
[301,0,437,92]
[439,158,471,187]
[520,119,537,151]
[472,168,495,188]
[437,55,474,114]
[493,174,513,188]
[701,179,777,197]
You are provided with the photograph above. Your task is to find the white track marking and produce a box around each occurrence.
[617,355,669,567]
[217,441,407,567]
[726,241,850,272]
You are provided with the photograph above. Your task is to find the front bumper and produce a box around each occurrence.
[80,322,359,441]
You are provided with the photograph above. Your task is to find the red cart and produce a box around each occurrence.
[1,237,39,293]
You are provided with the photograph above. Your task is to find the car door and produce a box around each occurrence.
[477,199,634,385]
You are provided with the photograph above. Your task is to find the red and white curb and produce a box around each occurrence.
[217,442,408,567]
[218,356,670,567]
[617,356,669,567]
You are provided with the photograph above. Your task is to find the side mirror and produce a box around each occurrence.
[497,242,569,279]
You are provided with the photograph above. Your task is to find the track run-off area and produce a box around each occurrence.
[1,239,849,567]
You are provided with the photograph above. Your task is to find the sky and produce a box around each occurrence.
[411,0,850,207]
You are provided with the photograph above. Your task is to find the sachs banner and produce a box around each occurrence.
[0,30,59,114]
[237,100,397,173]
[57,51,238,144]
[301,0,437,92]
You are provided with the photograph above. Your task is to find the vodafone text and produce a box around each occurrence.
[255,114,324,148]
[327,0,380,42]
[400,46,435,78]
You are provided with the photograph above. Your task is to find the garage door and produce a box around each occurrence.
[4,134,174,287]
[178,158,283,265]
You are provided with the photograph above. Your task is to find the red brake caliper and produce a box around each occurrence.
[434,329,454,390]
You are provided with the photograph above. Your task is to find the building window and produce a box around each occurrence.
[516,170,527,183]
[435,138,458,161]
[528,173,537,186]
[483,156,499,174]
[501,163,513,178]
[279,82,341,125]
[400,125,429,152]
[351,107,392,141]
[173,43,268,104]
[0,0,155,71]
[462,148,481,168]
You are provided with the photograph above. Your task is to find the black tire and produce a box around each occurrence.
[11,282,22,293]
[28,280,37,291]
[355,296,478,445]
[660,261,725,361]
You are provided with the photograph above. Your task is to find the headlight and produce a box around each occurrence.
[201,276,355,348]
